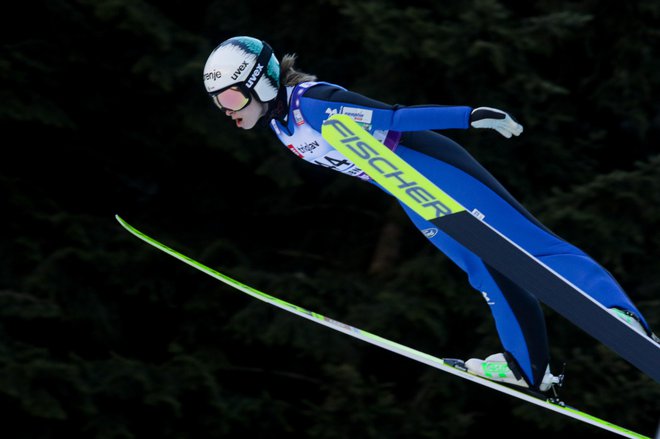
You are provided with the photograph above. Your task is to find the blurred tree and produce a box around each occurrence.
[0,0,658,437]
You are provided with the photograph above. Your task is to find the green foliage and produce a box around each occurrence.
[2,0,660,437]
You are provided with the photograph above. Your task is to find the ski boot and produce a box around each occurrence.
[608,307,660,344]
[464,353,561,392]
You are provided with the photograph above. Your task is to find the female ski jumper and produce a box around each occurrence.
[202,36,654,393]
[268,80,649,391]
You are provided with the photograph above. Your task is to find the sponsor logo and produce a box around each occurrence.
[323,316,359,334]
[341,106,373,123]
[297,140,318,154]
[471,209,485,220]
[483,362,510,377]
[482,291,495,305]
[293,109,305,126]
[287,141,319,158]
[245,62,264,88]
[203,70,222,81]
[422,228,438,239]
[231,61,249,80]
[287,144,303,158]
[325,108,338,117]
[323,118,455,218]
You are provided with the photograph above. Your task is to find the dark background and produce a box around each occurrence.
[2,0,659,437]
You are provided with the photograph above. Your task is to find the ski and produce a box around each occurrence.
[116,214,649,438]
[321,114,660,384]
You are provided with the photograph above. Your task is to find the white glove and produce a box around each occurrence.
[470,107,523,138]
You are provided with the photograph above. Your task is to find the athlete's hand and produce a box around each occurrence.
[470,107,523,138]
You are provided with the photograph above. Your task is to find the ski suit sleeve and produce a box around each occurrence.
[300,84,472,132]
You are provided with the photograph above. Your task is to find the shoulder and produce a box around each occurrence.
[301,82,346,100]
[301,83,393,110]
[293,82,399,131]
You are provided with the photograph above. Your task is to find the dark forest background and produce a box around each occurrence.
[2,0,659,437]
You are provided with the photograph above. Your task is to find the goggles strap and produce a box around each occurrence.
[243,41,273,92]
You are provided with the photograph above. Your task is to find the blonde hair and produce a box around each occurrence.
[280,53,317,86]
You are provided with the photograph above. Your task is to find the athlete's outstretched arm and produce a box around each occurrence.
[301,85,522,138]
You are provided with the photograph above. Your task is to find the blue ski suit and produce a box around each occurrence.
[268,81,648,389]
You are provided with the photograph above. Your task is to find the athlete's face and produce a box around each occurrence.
[225,96,267,130]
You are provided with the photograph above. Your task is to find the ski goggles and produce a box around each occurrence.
[210,84,252,112]
[208,41,274,112]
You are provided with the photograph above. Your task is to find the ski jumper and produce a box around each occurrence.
[268,81,648,390]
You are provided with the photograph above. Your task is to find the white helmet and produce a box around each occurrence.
[203,36,280,104]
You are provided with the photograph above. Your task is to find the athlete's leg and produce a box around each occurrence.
[393,133,651,332]
[396,200,550,388]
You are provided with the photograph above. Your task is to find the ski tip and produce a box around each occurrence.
[115,214,130,229]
